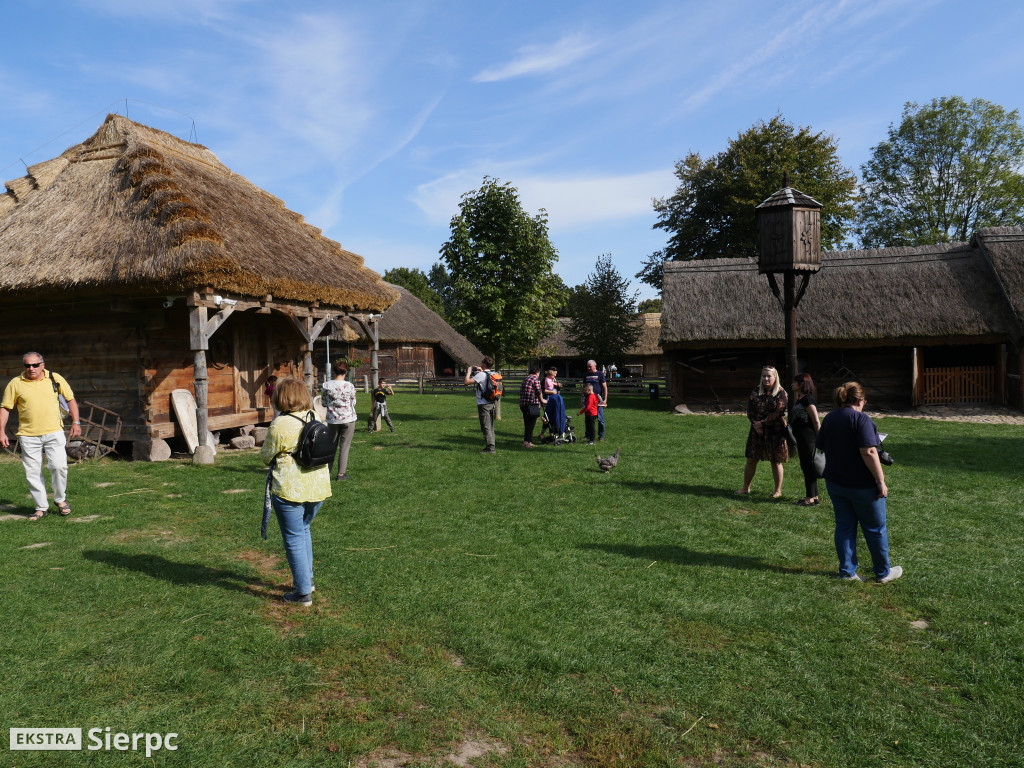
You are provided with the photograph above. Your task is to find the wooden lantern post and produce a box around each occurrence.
[755,173,822,389]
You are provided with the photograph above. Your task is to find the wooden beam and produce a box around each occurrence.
[189,305,209,350]
[189,304,234,350]
[285,312,310,343]
[309,316,333,343]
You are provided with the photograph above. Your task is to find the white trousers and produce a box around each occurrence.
[20,431,68,511]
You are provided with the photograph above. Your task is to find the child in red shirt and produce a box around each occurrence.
[578,383,599,445]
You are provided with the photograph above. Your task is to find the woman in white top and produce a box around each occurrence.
[321,359,358,480]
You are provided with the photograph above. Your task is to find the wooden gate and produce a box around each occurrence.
[921,366,995,404]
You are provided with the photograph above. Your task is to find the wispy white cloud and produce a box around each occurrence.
[677,0,922,115]
[413,168,676,231]
[473,33,598,83]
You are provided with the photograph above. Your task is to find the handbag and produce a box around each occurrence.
[813,449,826,478]
[49,371,70,419]
[784,420,797,452]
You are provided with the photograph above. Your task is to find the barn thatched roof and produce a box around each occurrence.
[539,314,663,358]
[332,284,484,366]
[0,114,398,310]
[660,228,1024,349]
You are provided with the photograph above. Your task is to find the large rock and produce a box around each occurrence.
[253,427,269,446]
[239,425,255,436]
[230,436,256,450]
[132,438,172,462]
[192,445,217,465]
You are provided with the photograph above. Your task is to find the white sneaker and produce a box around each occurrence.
[877,565,903,584]
[839,573,863,582]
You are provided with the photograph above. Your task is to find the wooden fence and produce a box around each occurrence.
[921,366,995,404]
[361,373,668,398]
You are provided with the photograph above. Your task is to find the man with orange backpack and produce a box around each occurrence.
[464,355,501,454]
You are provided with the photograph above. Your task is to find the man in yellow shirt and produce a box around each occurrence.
[0,352,82,520]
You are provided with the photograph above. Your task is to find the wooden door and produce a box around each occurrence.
[233,324,265,412]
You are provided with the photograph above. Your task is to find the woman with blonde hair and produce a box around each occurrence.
[737,366,789,497]
[261,378,332,606]
[816,382,902,583]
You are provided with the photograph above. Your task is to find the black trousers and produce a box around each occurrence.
[794,428,818,498]
[521,405,539,442]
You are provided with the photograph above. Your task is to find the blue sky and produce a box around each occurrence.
[3,0,1024,301]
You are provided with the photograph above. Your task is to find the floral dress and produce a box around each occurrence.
[744,387,789,463]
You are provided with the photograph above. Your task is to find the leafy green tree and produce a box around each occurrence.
[637,298,662,313]
[383,267,444,315]
[637,115,857,289]
[566,254,642,365]
[439,177,563,365]
[858,96,1024,247]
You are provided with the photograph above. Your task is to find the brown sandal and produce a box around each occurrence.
[28,509,46,521]
[56,501,71,516]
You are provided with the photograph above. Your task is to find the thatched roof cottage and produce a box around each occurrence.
[538,314,665,379]
[0,114,397,457]
[660,228,1024,410]
[326,284,484,379]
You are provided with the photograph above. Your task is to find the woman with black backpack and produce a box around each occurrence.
[260,378,331,606]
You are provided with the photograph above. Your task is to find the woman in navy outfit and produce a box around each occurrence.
[816,382,903,584]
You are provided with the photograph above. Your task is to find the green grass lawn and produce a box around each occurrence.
[1,393,1022,767]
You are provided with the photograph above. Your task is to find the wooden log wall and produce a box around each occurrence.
[0,299,146,434]
[0,298,310,441]
[667,346,924,412]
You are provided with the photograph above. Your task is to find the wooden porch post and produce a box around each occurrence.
[911,347,920,407]
[352,314,383,430]
[189,304,216,465]
[997,343,1007,405]
[302,316,314,391]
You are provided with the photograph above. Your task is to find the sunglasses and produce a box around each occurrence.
[24,362,43,368]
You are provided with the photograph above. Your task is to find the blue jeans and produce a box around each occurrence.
[272,496,322,595]
[597,405,605,438]
[826,481,891,579]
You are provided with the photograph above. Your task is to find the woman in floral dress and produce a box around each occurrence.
[737,366,789,497]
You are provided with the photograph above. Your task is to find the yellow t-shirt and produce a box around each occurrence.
[260,412,332,503]
[1,371,74,437]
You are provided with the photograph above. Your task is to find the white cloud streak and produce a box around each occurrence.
[473,33,598,83]
[413,168,676,231]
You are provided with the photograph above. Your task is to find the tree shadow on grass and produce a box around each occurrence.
[82,550,279,596]
[580,543,831,577]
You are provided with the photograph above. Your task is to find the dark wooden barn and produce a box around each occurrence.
[325,284,483,380]
[0,115,397,458]
[660,228,1024,411]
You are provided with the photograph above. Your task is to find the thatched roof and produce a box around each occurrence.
[974,228,1024,330]
[332,284,484,366]
[539,314,663,358]
[661,229,1024,349]
[0,114,398,310]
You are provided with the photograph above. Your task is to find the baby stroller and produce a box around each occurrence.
[539,394,577,445]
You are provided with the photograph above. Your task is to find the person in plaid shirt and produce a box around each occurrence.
[518,363,546,448]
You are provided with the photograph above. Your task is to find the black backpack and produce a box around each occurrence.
[286,411,335,468]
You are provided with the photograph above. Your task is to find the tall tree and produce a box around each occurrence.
[382,267,444,315]
[426,262,458,320]
[439,177,563,365]
[858,96,1024,247]
[637,298,662,313]
[637,116,857,289]
[565,254,642,365]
